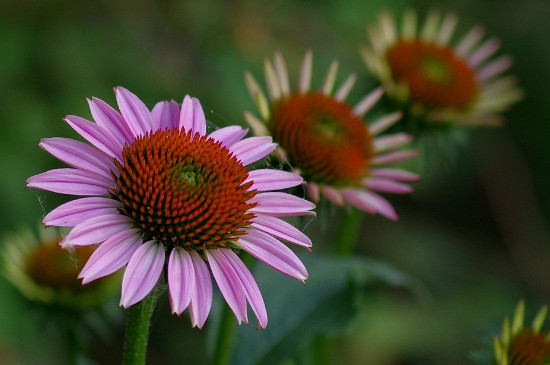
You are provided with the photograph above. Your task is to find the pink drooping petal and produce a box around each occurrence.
[249,192,316,217]
[39,137,116,179]
[370,168,420,182]
[228,136,276,166]
[115,87,154,137]
[208,126,248,148]
[78,228,143,284]
[64,115,123,160]
[307,182,320,203]
[206,249,248,325]
[120,241,165,308]
[188,250,212,329]
[244,169,303,191]
[341,188,398,220]
[179,95,206,136]
[251,214,312,248]
[168,247,195,315]
[362,178,413,194]
[371,150,419,165]
[468,37,500,68]
[44,197,122,227]
[152,100,181,131]
[26,168,113,196]
[320,185,345,206]
[238,229,308,283]
[88,96,135,145]
[372,133,413,153]
[60,214,133,247]
[220,249,267,329]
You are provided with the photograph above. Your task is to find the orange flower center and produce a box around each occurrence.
[270,92,373,186]
[112,129,256,251]
[508,329,550,365]
[387,40,478,109]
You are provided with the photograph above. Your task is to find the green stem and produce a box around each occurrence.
[333,207,363,256]
[123,292,156,365]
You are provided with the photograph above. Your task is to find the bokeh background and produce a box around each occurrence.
[1,0,549,364]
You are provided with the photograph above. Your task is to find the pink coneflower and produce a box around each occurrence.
[244,50,418,220]
[26,87,315,329]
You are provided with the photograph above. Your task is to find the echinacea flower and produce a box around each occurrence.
[26,87,315,329]
[244,50,418,220]
[361,10,523,127]
[493,299,550,365]
[1,224,116,309]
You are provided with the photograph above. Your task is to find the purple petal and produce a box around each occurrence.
[370,168,420,182]
[249,192,316,217]
[168,247,195,315]
[206,249,248,325]
[60,214,133,247]
[26,168,113,196]
[244,169,303,191]
[320,185,344,206]
[228,136,276,166]
[362,178,413,194]
[78,228,143,284]
[251,214,312,248]
[220,249,267,329]
[120,240,165,308]
[64,115,123,159]
[208,126,248,148]
[115,87,154,137]
[238,229,308,282]
[44,197,122,227]
[188,250,212,329]
[371,150,419,165]
[151,100,181,131]
[39,137,116,179]
[307,182,320,203]
[341,188,398,220]
[179,95,206,136]
[88,97,135,145]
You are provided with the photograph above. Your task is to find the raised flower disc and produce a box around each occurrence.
[26,87,316,329]
[361,9,523,126]
[244,50,419,220]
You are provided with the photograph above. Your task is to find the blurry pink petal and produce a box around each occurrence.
[168,247,195,315]
[60,214,133,247]
[341,188,398,220]
[152,100,181,131]
[373,133,413,152]
[371,150,419,165]
[39,137,116,179]
[307,182,320,203]
[362,178,413,194]
[238,229,308,282]
[179,95,206,136]
[120,241,165,308]
[244,169,303,191]
[188,250,212,329]
[206,249,248,325]
[228,136,276,166]
[64,115,123,159]
[88,96,134,145]
[26,168,113,196]
[249,192,316,217]
[220,249,267,329]
[251,214,312,248]
[370,168,420,182]
[321,185,344,206]
[208,125,248,148]
[78,228,142,284]
[44,197,122,227]
[115,87,154,136]
[468,37,500,67]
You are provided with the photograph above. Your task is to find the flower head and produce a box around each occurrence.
[493,300,550,365]
[244,50,418,220]
[361,10,523,126]
[26,87,315,329]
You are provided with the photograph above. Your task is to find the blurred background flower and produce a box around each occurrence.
[1,0,549,364]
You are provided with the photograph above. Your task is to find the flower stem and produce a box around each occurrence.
[123,292,157,365]
[212,303,236,365]
[333,207,363,256]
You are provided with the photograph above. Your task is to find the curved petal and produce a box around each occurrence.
[244,169,303,191]
[249,192,316,217]
[44,197,122,227]
[26,168,113,196]
[88,96,135,145]
[220,249,267,329]
[152,100,180,131]
[251,214,312,248]
[228,136,276,166]
[179,95,206,136]
[362,178,413,194]
[60,214,133,247]
[120,241,165,308]
[115,87,154,137]
[238,229,308,283]
[206,250,248,325]
[168,247,195,315]
[320,185,344,206]
[188,250,212,329]
[307,182,320,203]
[370,168,420,182]
[78,228,143,284]
[208,125,248,148]
[39,137,116,179]
[341,188,398,220]
[64,115,123,160]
